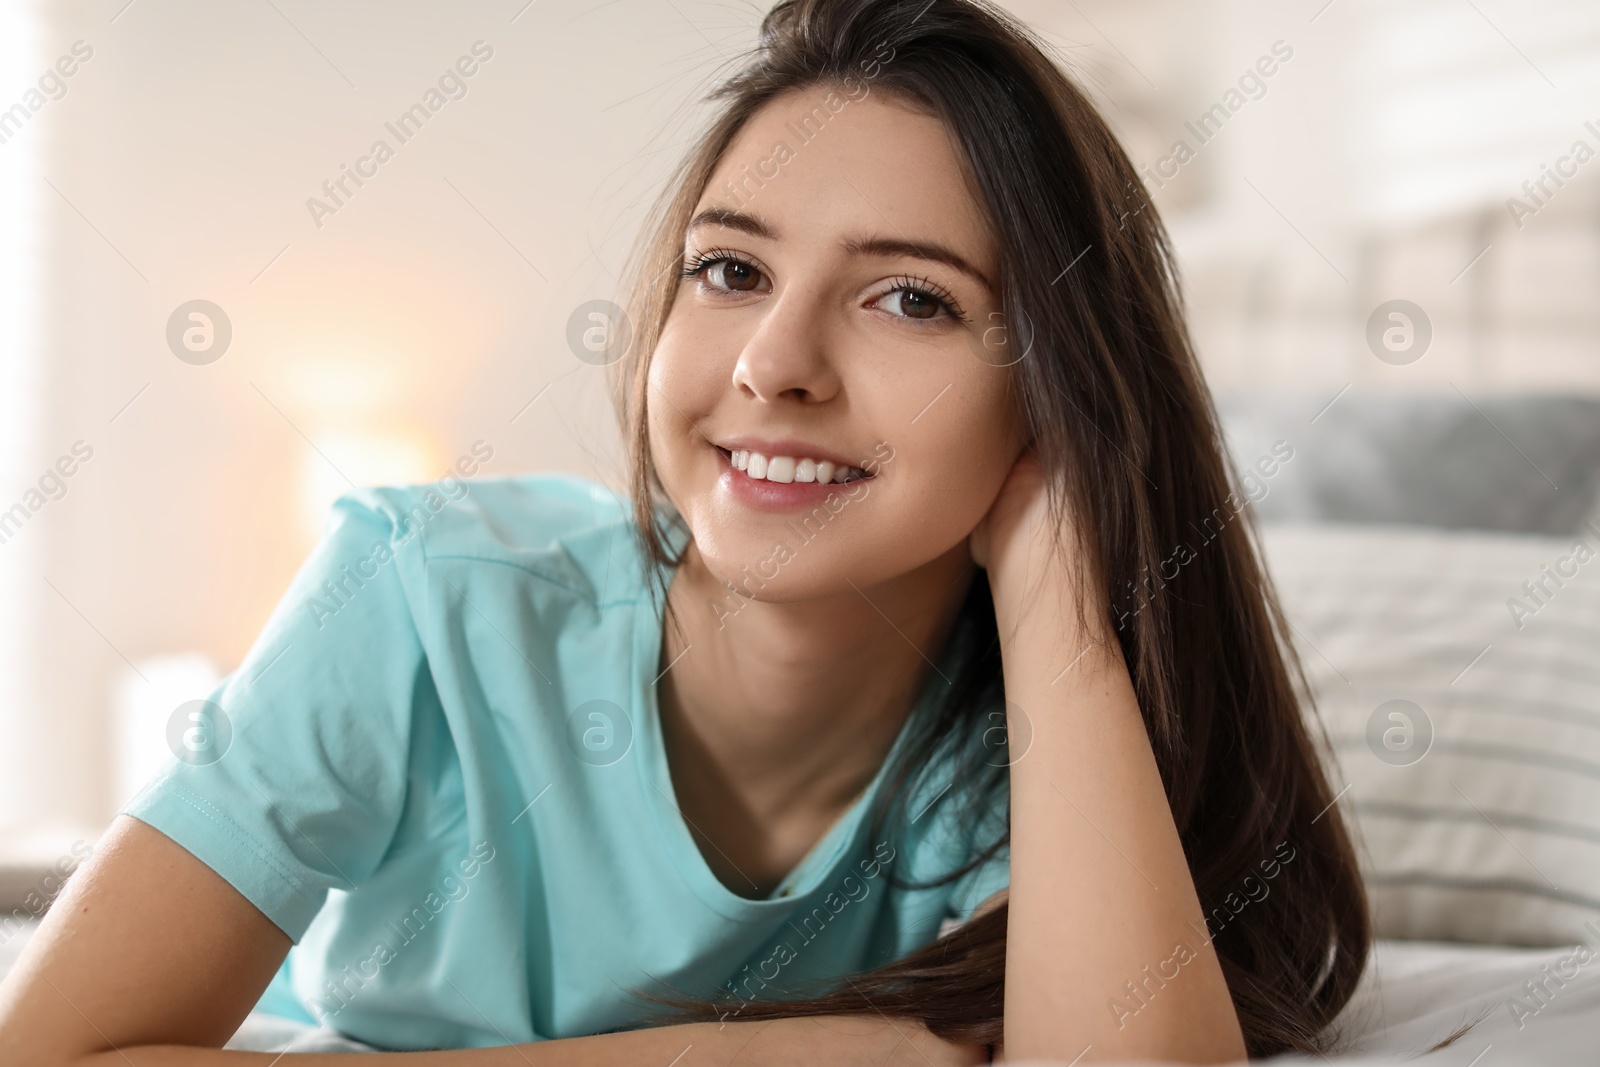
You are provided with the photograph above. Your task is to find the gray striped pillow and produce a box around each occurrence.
[1258,521,1600,947]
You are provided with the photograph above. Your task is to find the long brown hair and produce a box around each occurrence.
[607,0,1370,1056]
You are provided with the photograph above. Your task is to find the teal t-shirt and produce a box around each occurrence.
[122,473,1009,1050]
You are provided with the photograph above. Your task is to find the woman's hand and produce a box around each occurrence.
[967,447,1048,574]
[968,448,1084,636]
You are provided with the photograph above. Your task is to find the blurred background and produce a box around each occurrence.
[0,0,1597,872]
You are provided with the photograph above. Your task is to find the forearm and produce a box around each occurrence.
[71,1015,969,1067]
[994,559,1245,1063]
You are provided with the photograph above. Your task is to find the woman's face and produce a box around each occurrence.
[647,87,1026,603]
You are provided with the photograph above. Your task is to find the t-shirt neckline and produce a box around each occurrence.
[628,551,951,922]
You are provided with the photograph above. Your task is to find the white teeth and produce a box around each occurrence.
[727,450,867,485]
[765,456,795,483]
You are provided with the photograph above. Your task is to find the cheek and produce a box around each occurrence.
[643,330,753,566]
[891,389,1017,536]
[646,330,723,471]
[840,364,1018,557]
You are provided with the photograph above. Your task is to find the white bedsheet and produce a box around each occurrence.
[1300,938,1600,1065]
[5,918,1597,1062]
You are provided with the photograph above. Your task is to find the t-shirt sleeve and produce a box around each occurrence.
[122,488,429,942]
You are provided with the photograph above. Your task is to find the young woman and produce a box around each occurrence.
[0,0,1369,1062]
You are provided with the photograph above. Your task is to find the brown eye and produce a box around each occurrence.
[680,249,769,296]
[710,259,762,292]
[890,289,941,320]
[875,279,963,324]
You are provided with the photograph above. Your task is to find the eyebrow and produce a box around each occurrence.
[686,207,994,293]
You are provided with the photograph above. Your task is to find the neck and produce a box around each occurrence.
[657,539,975,847]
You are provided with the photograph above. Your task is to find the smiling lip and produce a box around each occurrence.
[711,437,878,513]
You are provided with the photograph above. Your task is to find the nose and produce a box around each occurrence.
[729,285,843,405]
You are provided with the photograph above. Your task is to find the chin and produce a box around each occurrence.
[699,514,966,613]
[688,511,846,598]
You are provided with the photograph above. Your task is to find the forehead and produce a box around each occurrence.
[695,88,997,282]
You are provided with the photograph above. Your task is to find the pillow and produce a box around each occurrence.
[1257,520,1600,947]
[1217,391,1600,536]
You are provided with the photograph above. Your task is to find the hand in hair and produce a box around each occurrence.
[966,447,1056,621]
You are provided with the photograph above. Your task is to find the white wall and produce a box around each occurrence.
[0,0,49,845]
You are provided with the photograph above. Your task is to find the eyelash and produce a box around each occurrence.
[679,247,969,324]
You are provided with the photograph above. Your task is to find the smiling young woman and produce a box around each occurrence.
[0,0,1366,1064]
[613,0,1369,1056]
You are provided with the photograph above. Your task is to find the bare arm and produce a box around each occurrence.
[975,454,1247,1064]
[0,817,984,1067]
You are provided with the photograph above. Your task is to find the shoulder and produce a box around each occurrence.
[331,470,656,608]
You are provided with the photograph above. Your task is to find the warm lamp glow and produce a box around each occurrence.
[281,356,400,416]
[301,428,443,544]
